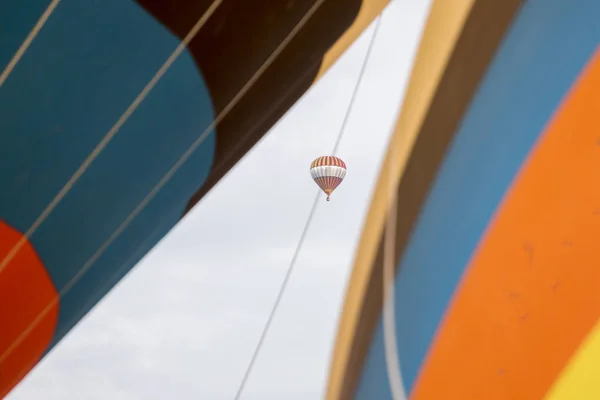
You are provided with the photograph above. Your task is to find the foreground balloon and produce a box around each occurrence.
[310,156,347,201]
[327,1,600,399]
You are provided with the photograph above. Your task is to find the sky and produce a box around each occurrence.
[8,1,431,399]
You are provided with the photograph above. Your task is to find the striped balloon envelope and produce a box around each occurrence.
[310,156,347,201]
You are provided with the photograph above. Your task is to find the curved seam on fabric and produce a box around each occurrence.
[0,0,224,276]
[0,0,329,378]
[0,0,61,89]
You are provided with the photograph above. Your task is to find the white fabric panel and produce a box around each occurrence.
[310,165,346,180]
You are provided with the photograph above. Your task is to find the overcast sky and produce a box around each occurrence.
[8,2,430,399]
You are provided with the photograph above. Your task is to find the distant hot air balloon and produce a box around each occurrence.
[310,156,347,201]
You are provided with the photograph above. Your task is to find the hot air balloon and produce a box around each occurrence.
[310,156,347,201]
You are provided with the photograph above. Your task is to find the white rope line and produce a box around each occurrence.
[0,0,327,371]
[383,190,407,399]
[0,0,61,89]
[0,0,224,276]
[381,20,408,396]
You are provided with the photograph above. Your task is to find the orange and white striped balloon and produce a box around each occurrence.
[309,156,347,201]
